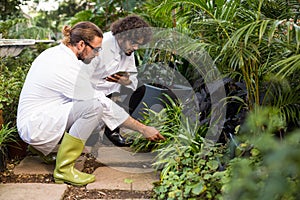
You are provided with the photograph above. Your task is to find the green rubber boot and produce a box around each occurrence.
[53,133,95,186]
[28,145,56,164]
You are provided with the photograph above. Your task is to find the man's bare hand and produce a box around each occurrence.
[121,116,165,142]
[142,126,166,141]
[105,72,131,85]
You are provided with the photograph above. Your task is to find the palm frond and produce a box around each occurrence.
[271,54,300,78]
[263,81,300,124]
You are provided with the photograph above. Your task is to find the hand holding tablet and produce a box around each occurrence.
[103,71,138,79]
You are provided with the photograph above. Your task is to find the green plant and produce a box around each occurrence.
[153,138,226,200]
[262,80,300,128]
[0,122,17,171]
[0,18,27,38]
[129,95,226,199]
[0,123,17,151]
[0,17,54,40]
[124,178,133,195]
[0,63,29,125]
[69,0,146,31]
[130,95,198,152]
[149,104,224,199]
[0,0,23,21]
[222,106,300,200]
[147,0,300,125]
[0,47,42,125]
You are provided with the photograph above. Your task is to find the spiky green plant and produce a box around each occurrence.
[130,94,190,152]
[0,123,17,153]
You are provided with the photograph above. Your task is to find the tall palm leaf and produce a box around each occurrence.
[263,80,300,126]
[143,0,300,130]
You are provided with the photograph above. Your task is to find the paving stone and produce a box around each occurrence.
[13,156,54,174]
[87,166,160,191]
[13,155,86,175]
[0,183,67,200]
[9,142,159,199]
[91,146,155,172]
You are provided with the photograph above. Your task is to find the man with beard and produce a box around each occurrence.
[17,21,164,186]
[89,15,152,147]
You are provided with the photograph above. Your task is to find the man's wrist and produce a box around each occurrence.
[124,79,132,85]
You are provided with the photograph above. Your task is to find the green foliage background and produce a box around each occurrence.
[0,0,299,199]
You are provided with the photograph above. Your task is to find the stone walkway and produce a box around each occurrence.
[0,131,160,200]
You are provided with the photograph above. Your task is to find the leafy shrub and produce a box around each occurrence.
[0,66,28,125]
[0,48,39,125]
[130,96,226,199]
[153,139,226,200]
[133,100,300,199]
[222,107,300,200]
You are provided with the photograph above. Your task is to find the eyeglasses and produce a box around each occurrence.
[130,40,141,48]
[83,40,102,53]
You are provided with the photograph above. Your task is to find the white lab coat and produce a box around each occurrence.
[17,43,129,155]
[88,31,138,95]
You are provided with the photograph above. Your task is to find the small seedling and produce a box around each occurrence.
[124,178,134,198]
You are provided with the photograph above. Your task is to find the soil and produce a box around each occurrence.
[0,154,153,199]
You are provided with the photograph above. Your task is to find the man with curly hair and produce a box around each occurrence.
[88,15,153,147]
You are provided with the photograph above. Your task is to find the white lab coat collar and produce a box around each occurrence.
[59,42,79,61]
[104,31,123,60]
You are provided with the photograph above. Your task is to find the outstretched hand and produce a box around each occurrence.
[121,116,166,142]
[142,126,166,141]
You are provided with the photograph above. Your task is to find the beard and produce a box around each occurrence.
[125,50,133,56]
[118,40,133,56]
[82,57,93,64]
[78,50,93,64]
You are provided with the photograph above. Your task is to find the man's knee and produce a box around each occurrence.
[74,99,103,119]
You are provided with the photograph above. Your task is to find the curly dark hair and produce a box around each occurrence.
[110,15,152,45]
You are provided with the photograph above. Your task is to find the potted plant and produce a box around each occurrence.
[0,123,17,171]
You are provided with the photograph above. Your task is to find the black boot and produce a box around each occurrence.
[103,127,133,147]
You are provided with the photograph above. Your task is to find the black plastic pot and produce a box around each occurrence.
[129,83,192,120]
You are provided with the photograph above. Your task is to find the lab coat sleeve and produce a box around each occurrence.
[127,73,138,91]
[94,90,129,130]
